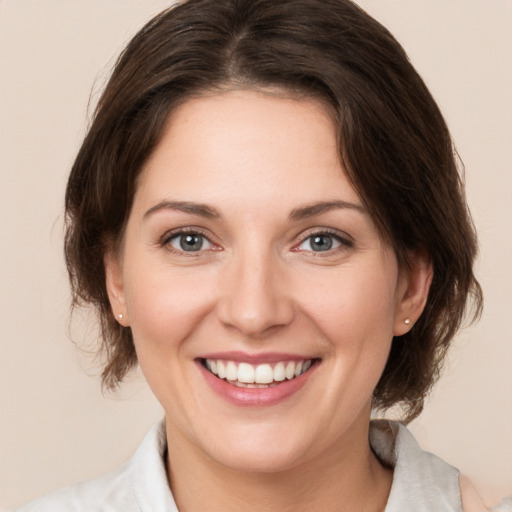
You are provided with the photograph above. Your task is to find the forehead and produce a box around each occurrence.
[136,89,360,210]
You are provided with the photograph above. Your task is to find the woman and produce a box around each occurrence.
[15,0,487,510]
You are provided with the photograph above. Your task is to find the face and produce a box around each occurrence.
[106,90,429,474]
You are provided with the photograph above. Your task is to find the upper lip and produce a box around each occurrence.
[198,351,318,364]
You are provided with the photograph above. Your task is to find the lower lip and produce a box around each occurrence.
[197,361,317,407]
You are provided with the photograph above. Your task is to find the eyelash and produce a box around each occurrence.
[160,228,218,256]
[293,229,354,255]
[160,227,353,256]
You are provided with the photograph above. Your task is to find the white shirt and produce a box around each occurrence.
[13,419,463,511]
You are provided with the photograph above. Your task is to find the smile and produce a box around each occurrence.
[203,359,314,388]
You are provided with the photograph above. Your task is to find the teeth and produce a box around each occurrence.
[273,362,285,382]
[225,361,237,381]
[238,363,255,383]
[217,361,226,379]
[285,361,295,380]
[204,358,314,385]
[228,380,279,389]
[255,364,273,384]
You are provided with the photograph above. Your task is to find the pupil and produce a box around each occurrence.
[312,235,332,251]
[180,234,202,251]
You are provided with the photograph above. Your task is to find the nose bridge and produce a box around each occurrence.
[218,241,293,336]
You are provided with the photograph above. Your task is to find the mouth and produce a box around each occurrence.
[200,358,318,388]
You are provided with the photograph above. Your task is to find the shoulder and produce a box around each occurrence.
[459,474,488,512]
[371,420,481,511]
[12,420,172,512]
[11,460,135,512]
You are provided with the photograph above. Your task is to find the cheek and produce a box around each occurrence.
[299,266,399,340]
[124,263,216,353]
[299,266,398,397]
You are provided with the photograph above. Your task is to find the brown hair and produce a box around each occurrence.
[65,0,482,422]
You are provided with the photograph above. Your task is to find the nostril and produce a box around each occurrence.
[215,262,294,335]
[217,295,295,336]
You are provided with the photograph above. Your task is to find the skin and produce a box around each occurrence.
[106,90,433,511]
[460,475,489,512]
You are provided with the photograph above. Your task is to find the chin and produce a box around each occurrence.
[214,445,307,474]
[199,424,316,474]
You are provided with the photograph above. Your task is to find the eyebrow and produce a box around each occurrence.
[143,199,365,221]
[143,200,221,220]
[289,200,366,221]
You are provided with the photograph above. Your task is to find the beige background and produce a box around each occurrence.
[0,0,511,509]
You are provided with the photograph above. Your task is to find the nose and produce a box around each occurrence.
[217,249,294,337]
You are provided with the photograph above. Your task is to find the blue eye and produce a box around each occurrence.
[169,232,212,252]
[299,233,343,252]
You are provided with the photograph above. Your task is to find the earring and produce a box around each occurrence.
[404,318,411,325]
[118,313,124,320]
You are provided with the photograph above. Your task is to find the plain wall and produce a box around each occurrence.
[0,0,511,509]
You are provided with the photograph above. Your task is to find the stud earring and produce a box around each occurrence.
[404,318,411,325]
[118,313,124,320]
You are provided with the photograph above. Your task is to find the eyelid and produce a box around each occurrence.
[292,228,354,252]
[159,226,221,254]
[157,226,352,255]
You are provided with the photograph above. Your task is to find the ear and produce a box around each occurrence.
[393,249,433,336]
[104,250,129,327]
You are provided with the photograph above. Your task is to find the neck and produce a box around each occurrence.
[165,418,392,512]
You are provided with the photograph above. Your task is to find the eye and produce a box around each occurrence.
[297,232,345,252]
[168,232,213,252]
